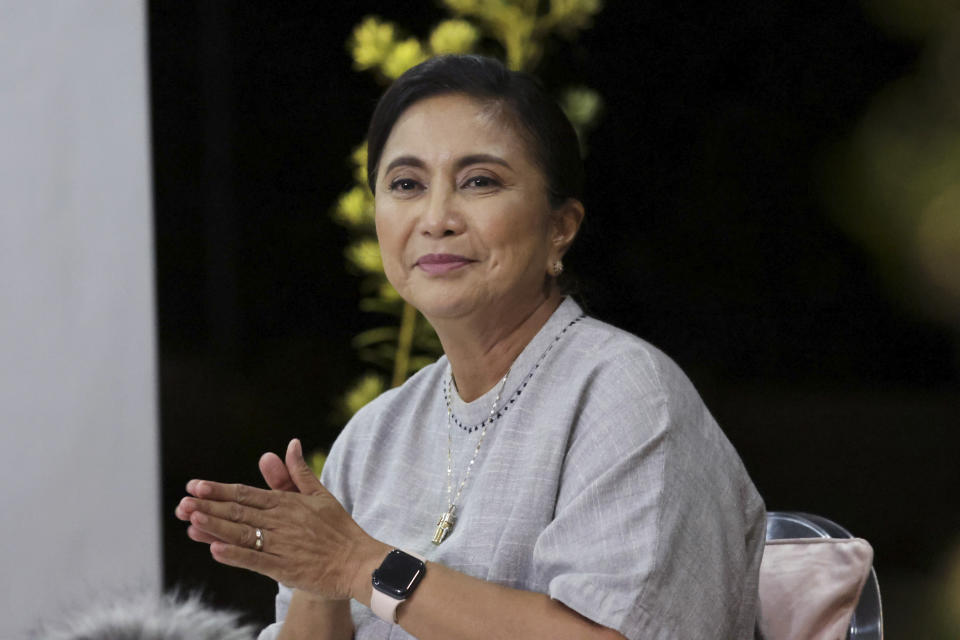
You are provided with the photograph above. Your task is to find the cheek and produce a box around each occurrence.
[374,208,400,257]
[488,208,551,259]
[374,206,411,286]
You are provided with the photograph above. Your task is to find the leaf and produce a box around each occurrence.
[408,355,438,371]
[359,297,405,315]
[342,373,386,415]
[353,326,400,348]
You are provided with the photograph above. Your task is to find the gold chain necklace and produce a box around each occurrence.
[432,367,509,545]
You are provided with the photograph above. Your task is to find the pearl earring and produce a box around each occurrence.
[553,260,564,276]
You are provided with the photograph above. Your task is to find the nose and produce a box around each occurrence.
[418,184,465,238]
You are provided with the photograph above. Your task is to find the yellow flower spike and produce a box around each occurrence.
[351,143,369,184]
[553,0,603,22]
[351,144,368,170]
[334,185,375,228]
[350,17,397,70]
[381,38,429,79]
[429,20,481,55]
[538,0,603,38]
[503,14,537,70]
[345,238,384,274]
[560,86,602,129]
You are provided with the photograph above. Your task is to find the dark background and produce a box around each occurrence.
[150,1,960,635]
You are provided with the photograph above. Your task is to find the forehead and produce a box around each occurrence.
[381,93,537,166]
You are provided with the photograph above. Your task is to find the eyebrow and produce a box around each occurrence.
[455,154,512,171]
[381,153,513,176]
[382,155,425,175]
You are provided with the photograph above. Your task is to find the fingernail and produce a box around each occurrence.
[186,479,197,493]
[192,511,208,525]
[179,497,195,511]
[196,481,211,497]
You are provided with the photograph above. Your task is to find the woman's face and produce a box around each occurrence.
[374,93,574,324]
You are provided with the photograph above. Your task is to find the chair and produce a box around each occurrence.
[758,511,883,640]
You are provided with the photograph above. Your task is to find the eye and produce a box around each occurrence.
[387,178,423,193]
[462,175,501,190]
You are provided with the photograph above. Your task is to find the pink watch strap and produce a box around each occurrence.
[371,549,426,624]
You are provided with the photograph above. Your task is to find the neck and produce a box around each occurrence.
[430,290,564,402]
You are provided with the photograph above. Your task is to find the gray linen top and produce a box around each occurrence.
[259,298,765,640]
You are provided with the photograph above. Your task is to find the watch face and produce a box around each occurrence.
[372,549,426,598]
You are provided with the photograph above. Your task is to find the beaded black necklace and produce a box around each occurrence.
[443,314,585,434]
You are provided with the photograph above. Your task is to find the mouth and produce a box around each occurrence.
[414,253,475,275]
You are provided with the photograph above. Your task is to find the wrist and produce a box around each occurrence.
[292,589,338,604]
[347,539,391,605]
[369,549,427,624]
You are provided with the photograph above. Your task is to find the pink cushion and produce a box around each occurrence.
[758,537,874,640]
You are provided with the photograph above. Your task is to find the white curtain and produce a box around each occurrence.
[0,1,159,636]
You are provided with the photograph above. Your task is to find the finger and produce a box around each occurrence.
[189,511,267,552]
[174,502,191,521]
[259,452,297,492]
[209,541,284,583]
[187,524,223,545]
[285,438,324,496]
[180,496,273,528]
[186,479,277,509]
[176,496,205,520]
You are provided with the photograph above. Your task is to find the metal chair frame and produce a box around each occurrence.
[764,511,883,640]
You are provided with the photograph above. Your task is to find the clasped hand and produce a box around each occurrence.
[175,438,378,600]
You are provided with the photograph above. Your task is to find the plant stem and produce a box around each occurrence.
[392,301,418,387]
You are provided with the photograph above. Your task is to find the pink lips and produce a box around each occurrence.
[415,253,474,275]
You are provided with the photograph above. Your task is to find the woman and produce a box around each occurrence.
[176,55,765,640]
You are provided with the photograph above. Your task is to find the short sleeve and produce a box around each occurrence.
[532,355,764,640]
[257,583,293,640]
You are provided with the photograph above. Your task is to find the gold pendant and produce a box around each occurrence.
[432,510,455,544]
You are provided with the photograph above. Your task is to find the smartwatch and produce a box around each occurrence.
[371,549,426,623]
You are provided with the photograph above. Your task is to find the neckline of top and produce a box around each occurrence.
[444,298,586,433]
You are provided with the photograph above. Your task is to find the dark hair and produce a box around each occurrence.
[366,55,584,208]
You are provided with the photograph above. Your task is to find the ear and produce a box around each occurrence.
[549,198,585,261]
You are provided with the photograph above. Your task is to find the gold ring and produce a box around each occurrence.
[254,528,264,551]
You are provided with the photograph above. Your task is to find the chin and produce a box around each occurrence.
[394,278,484,320]
[412,297,480,322]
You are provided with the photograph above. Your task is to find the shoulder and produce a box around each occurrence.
[566,310,763,500]
[554,313,756,489]
[558,314,701,423]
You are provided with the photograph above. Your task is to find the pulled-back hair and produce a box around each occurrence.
[366,55,584,208]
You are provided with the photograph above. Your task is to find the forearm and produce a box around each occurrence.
[276,591,353,640]
[350,549,625,640]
